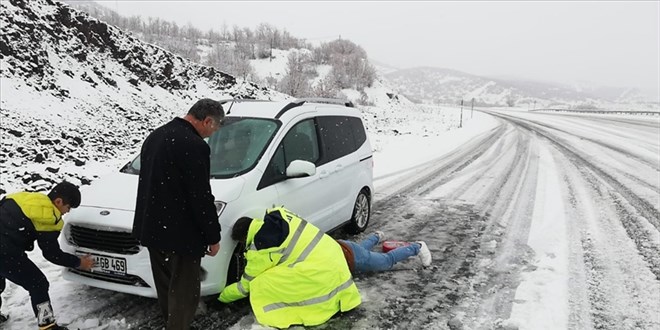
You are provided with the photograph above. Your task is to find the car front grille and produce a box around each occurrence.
[68,268,150,287]
[69,225,140,255]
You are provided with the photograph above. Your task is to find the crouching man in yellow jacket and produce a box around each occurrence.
[219,207,361,328]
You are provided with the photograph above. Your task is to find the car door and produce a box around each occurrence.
[316,115,360,226]
[258,118,335,229]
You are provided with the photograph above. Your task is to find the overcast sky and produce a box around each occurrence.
[97,1,659,97]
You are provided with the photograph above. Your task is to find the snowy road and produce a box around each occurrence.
[352,110,660,330]
[4,111,659,330]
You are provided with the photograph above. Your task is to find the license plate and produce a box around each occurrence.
[86,253,127,275]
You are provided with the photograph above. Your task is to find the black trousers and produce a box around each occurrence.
[0,251,55,326]
[148,248,202,330]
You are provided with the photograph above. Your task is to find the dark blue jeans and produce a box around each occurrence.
[340,233,420,273]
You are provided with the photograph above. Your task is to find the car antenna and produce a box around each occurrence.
[227,78,249,115]
[226,97,236,115]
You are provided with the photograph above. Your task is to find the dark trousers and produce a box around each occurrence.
[0,251,55,326]
[0,274,4,311]
[148,248,201,330]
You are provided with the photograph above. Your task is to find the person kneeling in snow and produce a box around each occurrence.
[218,207,361,329]
[0,181,95,330]
[337,231,432,274]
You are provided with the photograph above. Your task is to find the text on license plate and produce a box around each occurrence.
[89,254,126,275]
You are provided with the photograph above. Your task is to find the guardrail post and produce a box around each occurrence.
[460,99,464,128]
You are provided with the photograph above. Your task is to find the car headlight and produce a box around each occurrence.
[214,201,227,217]
[62,224,77,246]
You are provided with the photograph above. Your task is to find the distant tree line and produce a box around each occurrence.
[66,1,376,99]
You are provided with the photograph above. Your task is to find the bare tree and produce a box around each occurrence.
[205,44,255,81]
[311,75,340,98]
[506,96,516,107]
[278,52,312,97]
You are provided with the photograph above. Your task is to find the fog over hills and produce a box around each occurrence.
[63,0,655,110]
[385,67,651,107]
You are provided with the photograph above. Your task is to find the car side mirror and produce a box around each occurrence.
[286,160,316,178]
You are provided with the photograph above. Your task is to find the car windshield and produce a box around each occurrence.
[120,117,280,178]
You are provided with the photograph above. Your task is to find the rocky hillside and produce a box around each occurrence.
[0,0,283,194]
[386,67,650,107]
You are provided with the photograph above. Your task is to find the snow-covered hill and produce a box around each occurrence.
[0,0,286,194]
[385,66,653,107]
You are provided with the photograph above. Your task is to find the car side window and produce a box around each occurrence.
[258,119,320,190]
[349,117,367,148]
[317,116,356,165]
[281,119,320,167]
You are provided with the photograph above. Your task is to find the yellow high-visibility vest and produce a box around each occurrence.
[6,192,63,232]
[219,207,361,328]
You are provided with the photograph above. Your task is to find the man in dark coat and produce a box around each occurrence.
[132,98,224,330]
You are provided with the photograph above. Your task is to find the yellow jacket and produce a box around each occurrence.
[1,192,79,268]
[6,192,63,231]
[219,207,361,328]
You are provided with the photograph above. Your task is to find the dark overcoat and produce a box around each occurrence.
[132,117,221,256]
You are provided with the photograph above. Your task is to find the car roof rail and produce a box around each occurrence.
[294,98,354,108]
[217,98,271,104]
[275,98,354,119]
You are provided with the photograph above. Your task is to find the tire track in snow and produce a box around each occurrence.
[360,117,540,329]
[329,198,490,329]
[498,112,660,329]
[559,150,660,330]
[373,124,506,203]
[580,235,617,329]
[491,112,660,232]
[529,118,659,172]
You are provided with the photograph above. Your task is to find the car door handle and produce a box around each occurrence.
[319,170,330,178]
[335,164,343,172]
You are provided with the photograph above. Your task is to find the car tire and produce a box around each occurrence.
[345,189,370,234]
[225,242,246,285]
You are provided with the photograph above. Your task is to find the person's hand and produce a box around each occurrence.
[78,254,95,271]
[206,242,220,257]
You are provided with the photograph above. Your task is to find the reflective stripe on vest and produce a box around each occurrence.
[288,230,324,268]
[278,220,307,264]
[237,281,249,296]
[262,278,356,312]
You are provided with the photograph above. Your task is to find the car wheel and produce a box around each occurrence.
[345,189,370,234]
[225,242,246,285]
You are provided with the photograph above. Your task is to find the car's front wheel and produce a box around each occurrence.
[225,242,246,285]
[345,189,370,234]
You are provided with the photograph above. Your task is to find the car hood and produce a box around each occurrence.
[79,172,246,212]
[79,173,140,211]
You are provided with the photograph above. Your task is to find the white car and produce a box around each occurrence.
[59,98,374,297]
